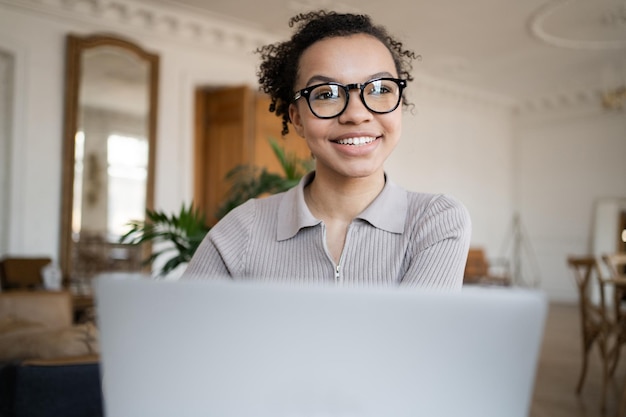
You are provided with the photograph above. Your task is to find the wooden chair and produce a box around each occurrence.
[602,253,626,368]
[463,247,510,286]
[603,252,626,280]
[567,256,615,411]
[0,257,52,290]
[602,253,626,416]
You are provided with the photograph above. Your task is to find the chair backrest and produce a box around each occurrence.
[0,257,52,290]
[567,256,609,323]
[602,253,626,279]
[464,248,489,283]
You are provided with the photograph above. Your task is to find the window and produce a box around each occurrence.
[107,134,148,237]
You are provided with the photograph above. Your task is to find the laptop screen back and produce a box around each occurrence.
[95,277,547,417]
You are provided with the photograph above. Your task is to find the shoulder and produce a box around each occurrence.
[211,192,286,231]
[405,192,471,232]
[399,192,471,253]
[408,192,468,215]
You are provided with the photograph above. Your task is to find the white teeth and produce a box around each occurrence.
[336,136,376,146]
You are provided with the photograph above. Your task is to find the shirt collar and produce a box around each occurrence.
[277,172,320,241]
[277,171,407,241]
[357,176,407,234]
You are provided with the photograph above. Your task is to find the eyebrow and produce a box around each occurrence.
[304,71,396,87]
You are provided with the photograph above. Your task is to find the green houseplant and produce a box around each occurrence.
[120,203,210,276]
[121,139,313,276]
[216,139,312,219]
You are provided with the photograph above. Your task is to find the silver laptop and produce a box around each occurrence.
[94,276,547,417]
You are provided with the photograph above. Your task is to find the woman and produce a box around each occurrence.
[184,10,471,288]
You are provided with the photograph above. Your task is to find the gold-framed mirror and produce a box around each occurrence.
[60,34,159,285]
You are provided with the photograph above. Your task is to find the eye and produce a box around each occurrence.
[366,80,395,95]
[311,85,341,101]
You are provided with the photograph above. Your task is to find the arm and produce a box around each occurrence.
[181,200,256,279]
[400,195,472,289]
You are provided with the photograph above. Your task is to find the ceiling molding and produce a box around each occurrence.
[529,0,626,50]
[513,86,619,115]
[0,0,278,53]
[3,0,618,115]
[413,73,517,110]
[0,0,520,111]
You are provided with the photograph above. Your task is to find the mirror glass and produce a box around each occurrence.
[60,34,158,287]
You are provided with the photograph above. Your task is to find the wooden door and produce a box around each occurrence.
[194,87,310,225]
[194,86,253,225]
[253,95,310,174]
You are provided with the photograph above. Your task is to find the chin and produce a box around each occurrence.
[339,167,384,180]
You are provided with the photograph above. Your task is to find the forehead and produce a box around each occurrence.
[296,34,397,85]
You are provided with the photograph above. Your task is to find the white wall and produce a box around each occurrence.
[516,107,626,301]
[0,0,265,258]
[0,8,65,258]
[387,75,515,260]
[3,0,623,301]
[0,50,13,255]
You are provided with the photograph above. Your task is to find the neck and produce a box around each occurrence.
[305,170,385,222]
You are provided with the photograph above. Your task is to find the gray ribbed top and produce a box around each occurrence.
[183,173,471,289]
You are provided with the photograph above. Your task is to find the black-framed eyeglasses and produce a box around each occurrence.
[293,78,407,119]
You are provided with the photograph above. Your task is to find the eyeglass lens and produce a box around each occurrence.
[308,79,402,118]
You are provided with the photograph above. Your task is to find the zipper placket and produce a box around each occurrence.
[322,223,351,285]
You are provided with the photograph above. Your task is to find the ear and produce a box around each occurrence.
[288,103,305,138]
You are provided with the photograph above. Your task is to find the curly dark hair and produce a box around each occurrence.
[256,10,417,136]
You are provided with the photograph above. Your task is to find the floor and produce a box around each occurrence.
[530,303,626,417]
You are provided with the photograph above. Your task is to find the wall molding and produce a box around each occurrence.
[0,0,279,54]
[514,87,612,115]
[413,72,516,111]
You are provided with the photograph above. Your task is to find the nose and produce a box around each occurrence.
[338,89,373,124]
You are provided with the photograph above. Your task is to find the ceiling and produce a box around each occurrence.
[147,0,626,108]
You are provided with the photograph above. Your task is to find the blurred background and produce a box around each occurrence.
[0,0,625,300]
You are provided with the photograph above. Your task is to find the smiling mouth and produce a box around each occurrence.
[334,136,377,146]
